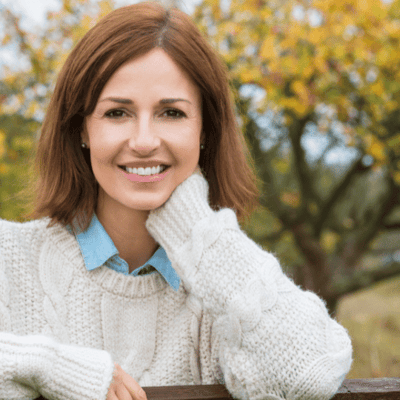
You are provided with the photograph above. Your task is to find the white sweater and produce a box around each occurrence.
[0,172,352,400]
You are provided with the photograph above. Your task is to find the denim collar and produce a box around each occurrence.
[72,214,180,291]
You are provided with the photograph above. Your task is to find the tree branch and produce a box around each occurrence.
[263,227,286,242]
[330,262,400,299]
[315,156,368,236]
[290,220,331,297]
[314,133,340,169]
[335,174,399,270]
[242,104,297,225]
[382,222,400,230]
[287,113,319,215]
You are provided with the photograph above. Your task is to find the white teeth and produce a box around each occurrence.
[124,165,166,175]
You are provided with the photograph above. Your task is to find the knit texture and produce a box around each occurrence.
[0,172,352,400]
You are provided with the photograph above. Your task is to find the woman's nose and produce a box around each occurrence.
[128,117,161,155]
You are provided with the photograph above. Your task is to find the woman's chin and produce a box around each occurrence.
[125,196,171,212]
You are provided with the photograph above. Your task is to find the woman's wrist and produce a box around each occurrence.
[146,171,214,256]
[0,332,114,400]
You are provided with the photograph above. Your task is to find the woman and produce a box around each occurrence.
[0,2,352,400]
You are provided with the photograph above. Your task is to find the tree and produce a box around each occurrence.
[193,0,400,313]
[1,0,399,313]
[0,0,117,219]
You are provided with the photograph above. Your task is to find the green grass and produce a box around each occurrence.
[336,275,400,378]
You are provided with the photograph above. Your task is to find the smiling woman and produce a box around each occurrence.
[84,49,202,211]
[0,2,352,400]
[83,48,203,269]
[30,1,258,234]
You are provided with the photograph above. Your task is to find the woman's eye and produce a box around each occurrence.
[105,109,126,119]
[162,109,186,119]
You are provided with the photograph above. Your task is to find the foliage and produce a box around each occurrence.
[193,0,400,311]
[0,0,116,219]
[0,114,38,221]
[1,0,115,117]
[195,0,400,177]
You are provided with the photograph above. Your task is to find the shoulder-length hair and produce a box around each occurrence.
[29,1,259,231]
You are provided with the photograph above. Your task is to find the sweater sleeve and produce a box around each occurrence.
[0,332,114,400]
[0,219,115,400]
[146,172,352,400]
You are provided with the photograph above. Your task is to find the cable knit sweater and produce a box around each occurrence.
[0,172,352,400]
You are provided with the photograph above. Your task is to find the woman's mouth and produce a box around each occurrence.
[119,165,168,176]
[118,165,171,182]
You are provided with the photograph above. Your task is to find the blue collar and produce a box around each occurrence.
[72,214,180,291]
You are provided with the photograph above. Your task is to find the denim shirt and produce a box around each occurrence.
[71,214,180,291]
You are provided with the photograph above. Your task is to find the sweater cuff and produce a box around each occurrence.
[146,172,214,256]
[1,333,114,400]
[289,344,352,400]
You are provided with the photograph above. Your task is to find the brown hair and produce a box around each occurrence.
[29,1,259,231]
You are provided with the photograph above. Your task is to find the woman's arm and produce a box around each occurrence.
[146,172,352,400]
[0,332,114,400]
[0,218,148,400]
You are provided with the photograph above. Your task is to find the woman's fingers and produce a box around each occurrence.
[106,389,118,400]
[115,383,135,400]
[107,363,147,400]
[121,368,147,400]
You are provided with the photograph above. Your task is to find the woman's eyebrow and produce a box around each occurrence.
[98,97,192,105]
[160,98,192,105]
[99,97,133,104]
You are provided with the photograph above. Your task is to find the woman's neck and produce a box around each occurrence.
[96,199,158,273]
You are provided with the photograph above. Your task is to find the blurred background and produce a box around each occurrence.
[0,0,399,379]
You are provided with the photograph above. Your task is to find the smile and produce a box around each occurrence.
[118,165,171,183]
[120,165,168,176]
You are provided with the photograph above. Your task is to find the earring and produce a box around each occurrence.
[81,143,87,149]
[200,144,205,150]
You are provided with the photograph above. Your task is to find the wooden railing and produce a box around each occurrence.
[36,378,400,399]
[332,378,400,399]
[142,379,400,399]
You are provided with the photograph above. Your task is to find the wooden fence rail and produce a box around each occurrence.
[333,378,400,400]
[36,378,400,400]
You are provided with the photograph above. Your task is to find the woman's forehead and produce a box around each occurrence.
[96,49,201,105]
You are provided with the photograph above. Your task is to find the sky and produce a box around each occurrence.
[1,0,66,69]
[0,0,200,28]
[1,0,61,26]
[0,0,200,72]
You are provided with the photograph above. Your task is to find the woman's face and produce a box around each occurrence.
[83,48,202,216]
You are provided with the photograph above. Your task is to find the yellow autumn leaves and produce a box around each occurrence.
[1,0,400,188]
[197,0,400,184]
[0,130,9,175]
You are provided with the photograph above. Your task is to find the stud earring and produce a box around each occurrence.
[81,143,87,149]
[200,144,205,150]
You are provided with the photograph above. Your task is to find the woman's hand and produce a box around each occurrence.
[146,166,213,275]
[106,363,147,400]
